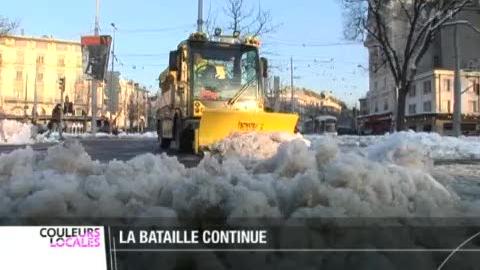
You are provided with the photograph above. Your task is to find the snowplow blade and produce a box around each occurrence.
[198,110,299,149]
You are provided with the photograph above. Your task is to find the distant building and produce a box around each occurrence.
[362,2,480,135]
[276,87,344,119]
[0,34,150,132]
[104,72,149,131]
[0,35,91,121]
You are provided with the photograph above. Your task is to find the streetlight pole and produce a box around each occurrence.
[290,57,294,113]
[197,0,204,33]
[453,24,462,137]
[91,0,100,136]
[109,22,117,134]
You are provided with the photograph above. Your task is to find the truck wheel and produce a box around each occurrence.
[160,138,171,149]
[158,120,171,150]
[179,128,194,153]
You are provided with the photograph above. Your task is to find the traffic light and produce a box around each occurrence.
[58,77,65,93]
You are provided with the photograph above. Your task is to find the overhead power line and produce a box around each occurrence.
[116,24,195,34]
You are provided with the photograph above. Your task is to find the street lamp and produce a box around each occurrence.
[442,20,480,137]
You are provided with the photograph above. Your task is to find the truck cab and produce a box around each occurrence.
[157,32,269,152]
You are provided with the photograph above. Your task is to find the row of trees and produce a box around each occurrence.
[0,16,17,36]
[205,0,277,37]
[340,0,472,130]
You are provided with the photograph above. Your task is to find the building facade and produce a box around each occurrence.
[361,2,480,135]
[104,71,150,131]
[405,69,480,135]
[276,88,344,118]
[0,35,90,121]
[0,35,150,132]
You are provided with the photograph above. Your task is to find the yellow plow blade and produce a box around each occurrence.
[198,110,299,148]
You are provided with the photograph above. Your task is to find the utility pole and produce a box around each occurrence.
[94,0,100,36]
[136,87,140,133]
[124,83,128,132]
[109,23,117,134]
[59,77,66,139]
[24,74,28,121]
[290,57,294,113]
[92,0,100,136]
[453,24,462,137]
[197,0,204,33]
[32,60,39,124]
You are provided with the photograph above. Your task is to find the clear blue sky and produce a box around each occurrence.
[3,0,368,107]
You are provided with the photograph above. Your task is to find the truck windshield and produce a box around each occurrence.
[191,45,259,102]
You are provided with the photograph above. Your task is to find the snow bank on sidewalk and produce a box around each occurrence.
[308,131,480,160]
[64,131,157,139]
[0,120,35,145]
[0,133,464,219]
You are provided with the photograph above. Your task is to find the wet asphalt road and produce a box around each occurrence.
[0,138,202,167]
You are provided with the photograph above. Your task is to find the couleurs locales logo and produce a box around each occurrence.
[39,227,101,248]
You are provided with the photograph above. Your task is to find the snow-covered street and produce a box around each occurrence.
[1,119,480,219]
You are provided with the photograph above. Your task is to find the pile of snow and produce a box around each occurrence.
[209,132,308,161]
[0,132,467,219]
[308,131,480,160]
[64,131,157,139]
[0,120,35,145]
[117,131,157,139]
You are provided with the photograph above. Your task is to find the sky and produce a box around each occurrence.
[2,0,369,107]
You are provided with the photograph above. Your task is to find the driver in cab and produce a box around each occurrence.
[194,53,221,100]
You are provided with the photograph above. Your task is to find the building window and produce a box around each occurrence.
[384,100,389,111]
[56,44,67,51]
[36,41,47,49]
[374,81,378,92]
[470,101,478,113]
[433,56,441,67]
[447,100,452,113]
[16,51,24,65]
[375,102,379,113]
[16,71,22,81]
[409,84,416,97]
[423,101,432,112]
[36,73,43,82]
[58,57,65,67]
[36,55,45,65]
[444,79,451,92]
[423,80,432,95]
[15,39,27,47]
[409,104,417,114]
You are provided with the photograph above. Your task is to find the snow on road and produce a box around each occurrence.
[1,119,480,219]
[0,120,156,145]
[0,131,476,219]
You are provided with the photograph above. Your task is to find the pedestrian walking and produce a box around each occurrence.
[46,104,64,139]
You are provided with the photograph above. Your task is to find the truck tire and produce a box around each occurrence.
[160,137,172,150]
[179,128,194,153]
[158,120,171,150]
[174,117,194,153]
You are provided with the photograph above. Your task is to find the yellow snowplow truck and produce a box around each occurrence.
[156,32,299,153]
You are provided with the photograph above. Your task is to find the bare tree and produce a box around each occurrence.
[341,0,471,131]
[209,0,278,37]
[0,16,18,36]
